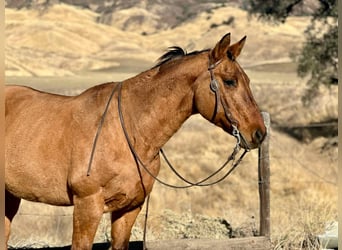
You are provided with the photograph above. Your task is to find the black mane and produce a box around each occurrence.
[154,46,209,68]
[155,46,186,67]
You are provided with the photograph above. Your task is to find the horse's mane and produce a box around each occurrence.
[154,46,209,68]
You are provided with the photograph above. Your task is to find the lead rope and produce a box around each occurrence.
[86,57,250,248]
[159,124,245,187]
[142,151,248,250]
[142,126,247,249]
[143,194,150,250]
[118,79,247,188]
[87,83,120,176]
[119,58,249,249]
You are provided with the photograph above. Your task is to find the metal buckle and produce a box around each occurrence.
[232,124,241,145]
[232,124,241,154]
[210,78,219,92]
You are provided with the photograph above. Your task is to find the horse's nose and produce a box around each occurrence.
[253,128,266,146]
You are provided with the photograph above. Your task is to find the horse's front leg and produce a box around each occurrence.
[111,207,142,250]
[5,190,21,250]
[71,190,104,250]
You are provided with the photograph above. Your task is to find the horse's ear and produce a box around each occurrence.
[210,33,231,63]
[227,36,246,61]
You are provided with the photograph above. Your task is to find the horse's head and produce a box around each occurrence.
[194,33,266,149]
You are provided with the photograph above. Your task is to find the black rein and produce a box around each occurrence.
[86,56,249,189]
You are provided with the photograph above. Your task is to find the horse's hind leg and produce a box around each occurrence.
[111,207,142,250]
[5,190,21,249]
[71,191,104,250]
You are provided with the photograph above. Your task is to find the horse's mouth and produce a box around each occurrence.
[239,129,266,150]
[239,133,257,150]
[238,133,249,149]
[218,120,261,150]
[223,123,260,150]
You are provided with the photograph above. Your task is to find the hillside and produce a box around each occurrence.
[5,3,311,75]
[5,2,337,249]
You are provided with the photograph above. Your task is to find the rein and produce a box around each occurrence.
[116,56,249,188]
[87,83,120,176]
[86,55,250,250]
[86,55,250,185]
[117,58,249,249]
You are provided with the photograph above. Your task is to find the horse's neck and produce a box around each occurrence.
[122,55,206,156]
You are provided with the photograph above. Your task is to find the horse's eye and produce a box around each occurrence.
[223,79,236,87]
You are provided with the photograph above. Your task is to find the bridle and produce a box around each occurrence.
[87,54,250,186]
[209,59,235,123]
[208,55,251,150]
[86,54,251,250]
[87,54,247,186]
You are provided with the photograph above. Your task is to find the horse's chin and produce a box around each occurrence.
[240,132,264,150]
[239,134,255,150]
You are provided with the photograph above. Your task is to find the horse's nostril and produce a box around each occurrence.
[253,129,265,144]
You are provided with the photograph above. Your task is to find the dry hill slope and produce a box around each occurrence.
[6,4,310,76]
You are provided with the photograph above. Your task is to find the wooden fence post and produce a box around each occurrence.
[258,112,270,237]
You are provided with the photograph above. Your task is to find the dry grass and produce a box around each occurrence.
[272,194,336,249]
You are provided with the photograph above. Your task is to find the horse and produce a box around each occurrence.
[5,33,266,250]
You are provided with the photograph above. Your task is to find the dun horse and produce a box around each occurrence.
[5,33,266,249]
